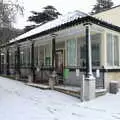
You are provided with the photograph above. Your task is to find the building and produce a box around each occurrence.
[93,5,120,26]
[93,5,120,89]
[0,8,120,90]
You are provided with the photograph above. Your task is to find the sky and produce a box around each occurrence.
[14,0,120,29]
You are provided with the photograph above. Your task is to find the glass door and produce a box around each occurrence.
[55,49,64,74]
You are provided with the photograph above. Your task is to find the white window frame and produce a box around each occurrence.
[106,33,120,67]
[66,39,77,66]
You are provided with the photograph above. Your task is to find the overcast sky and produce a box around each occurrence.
[14,0,120,29]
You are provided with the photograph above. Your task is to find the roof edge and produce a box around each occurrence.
[1,15,120,48]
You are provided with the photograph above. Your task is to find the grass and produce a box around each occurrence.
[0,74,16,80]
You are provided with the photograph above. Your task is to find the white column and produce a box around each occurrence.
[88,25,92,76]
[83,23,95,101]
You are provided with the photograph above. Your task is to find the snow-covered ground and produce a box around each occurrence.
[0,77,120,120]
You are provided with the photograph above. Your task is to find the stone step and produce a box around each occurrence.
[26,83,50,89]
[25,82,107,98]
[95,89,107,97]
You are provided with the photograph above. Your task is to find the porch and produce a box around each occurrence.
[0,23,105,89]
[0,15,120,91]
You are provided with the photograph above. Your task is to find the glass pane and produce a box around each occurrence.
[67,39,76,66]
[92,44,100,66]
[78,33,101,67]
[91,33,101,66]
[45,44,51,66]
[114,35,119,66]
[38,46,44,66]
[107,33,113,66]
[34,46,38,66]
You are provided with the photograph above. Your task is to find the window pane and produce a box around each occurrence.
[45,44,51,66]
[91,34,101,66]
[78,33,101,67]
[20,48,24,66]
[107,33,113,66]
[26,47,30,67]
[34,46,38,66]
[114,35,119,66]
[38,46,44,66]
[67,39,76,66]
[92,44,100,66]
[28,47,31,66]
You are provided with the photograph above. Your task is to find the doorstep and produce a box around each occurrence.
[25,82,107,98]
[96,88,107,97]
[54,85,80,98]
[26,83,50,89]
[54,86,107,98]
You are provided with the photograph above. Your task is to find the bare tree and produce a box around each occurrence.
[0,0,24,44]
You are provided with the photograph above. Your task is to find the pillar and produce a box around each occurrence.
[52,37,56,71]
[83,23,95,101]
[28,41,35,82]
[85,23,92,77]
[49,35,57,89]
[6,48,10,75]
[15,45,20,80]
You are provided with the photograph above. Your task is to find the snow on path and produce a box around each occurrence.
[0,77,120,120]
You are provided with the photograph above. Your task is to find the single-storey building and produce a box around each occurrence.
[1,7,120,90]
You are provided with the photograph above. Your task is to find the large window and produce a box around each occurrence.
[45,44,51,66]
[34,44,51,67]
[1,54,5,64]
[38,46,45,66]
[34,46,38,66]
[114,35,119,66]
[8,48,16,68]
[78,33,101,67]
[92,44,100,66]
[67,39,76,66]
[20,47,31,67]
[107,33,119,66]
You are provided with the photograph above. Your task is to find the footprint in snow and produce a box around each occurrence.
[47,107,57,114]
[72,112,84,117]
[112,115,120,120]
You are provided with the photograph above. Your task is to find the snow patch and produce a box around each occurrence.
[10,10,87,43]
[0,77,120,120]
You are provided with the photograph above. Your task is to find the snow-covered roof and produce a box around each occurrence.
[10,10,88,43]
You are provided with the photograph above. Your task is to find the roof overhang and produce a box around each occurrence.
[1,15,120,48]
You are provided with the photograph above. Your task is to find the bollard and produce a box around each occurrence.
[81,75,85,102]
[28,74,32,83]
[28,71,33,83]
[15,73,20,80]
[49,71,56,90]
[84,76,95,101]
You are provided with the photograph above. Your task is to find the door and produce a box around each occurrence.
[55,49,64,75]
[1,54,5,74]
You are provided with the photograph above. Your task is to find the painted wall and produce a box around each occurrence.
[93,6,120,27]
[104,72,120,89]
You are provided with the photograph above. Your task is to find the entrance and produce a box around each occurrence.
[1,53,5,74]
[55,49,64,75]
